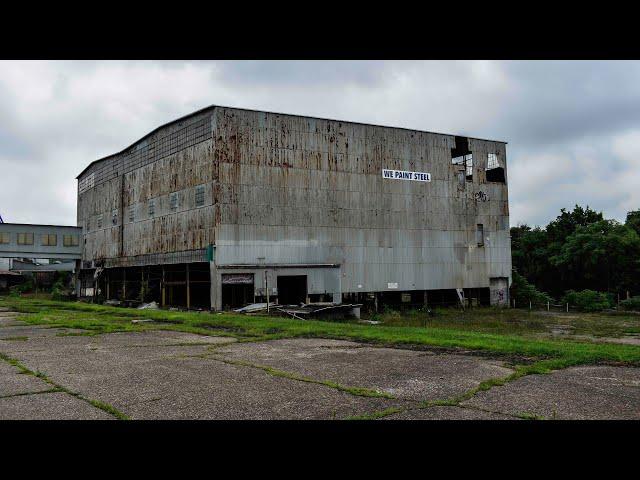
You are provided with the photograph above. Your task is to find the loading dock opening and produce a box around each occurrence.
[221,273,254,309]
[277,275,307,305]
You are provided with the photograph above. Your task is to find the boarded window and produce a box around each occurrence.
[17,233,34,245]
[476,224,484,247]
[0,232,9,244]
[41,234,57,246]
[63,235,79,247]
[128,206,135,223]
[148,199,155,216]
[170,192,178,211]
[97,215,103,229]
[195,185,205,207]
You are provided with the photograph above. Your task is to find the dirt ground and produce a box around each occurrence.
[1,309,638,420]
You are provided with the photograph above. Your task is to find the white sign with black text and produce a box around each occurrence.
[382,169,431,182]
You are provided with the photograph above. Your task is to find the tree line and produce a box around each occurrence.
[510,205,640,306]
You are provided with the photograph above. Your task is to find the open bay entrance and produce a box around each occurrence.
[221,273,254,310]
[277,275,307,305]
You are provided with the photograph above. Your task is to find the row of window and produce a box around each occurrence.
[451,153,504,184]
[95,185,207,228]
[0,232,79,247]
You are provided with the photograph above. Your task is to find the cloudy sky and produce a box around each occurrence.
[1,60,639,228]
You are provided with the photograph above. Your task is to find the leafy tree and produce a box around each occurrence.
[626,210,640,237]
[510,204,640,300]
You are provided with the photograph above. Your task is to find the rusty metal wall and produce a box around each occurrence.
[211,107,511,296]
[77,105,511,301]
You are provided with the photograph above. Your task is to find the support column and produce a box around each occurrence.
[106,270,110,300]
[161,265,166,307]
[186,263,191,310]
[209,261,221,311]
[122,268,126,300]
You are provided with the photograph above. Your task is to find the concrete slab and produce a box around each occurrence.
[383,406,516,420]
[215,338,514,402]
[462,366,640,420]
[0,392,114,420]
[117,357,401,420]
[1,360,52,397]
[4,331,400,419]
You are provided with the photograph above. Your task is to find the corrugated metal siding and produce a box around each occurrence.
[212,107,511,293]
[77,106,511,295]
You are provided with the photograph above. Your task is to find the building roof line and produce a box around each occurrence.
[76,104,508,179]
[0,223,80,229]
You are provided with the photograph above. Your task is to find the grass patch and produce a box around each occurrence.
[0,350,129,420]
[210,356,393,399]
[2,336,28,341]
[347,407,406,420]
[2,297,640,370]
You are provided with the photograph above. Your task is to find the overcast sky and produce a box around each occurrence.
[1,60,639,228]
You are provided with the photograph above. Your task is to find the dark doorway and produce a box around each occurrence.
[221,273,254,309]
[277,275,307,305]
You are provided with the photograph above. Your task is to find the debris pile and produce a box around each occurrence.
[234,302,362,320]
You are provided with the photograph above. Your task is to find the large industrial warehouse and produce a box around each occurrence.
[76,106,511,310]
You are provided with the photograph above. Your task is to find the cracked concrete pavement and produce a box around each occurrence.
[1,310,639,420]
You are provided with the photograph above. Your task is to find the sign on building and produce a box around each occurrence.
[382,169,431,182]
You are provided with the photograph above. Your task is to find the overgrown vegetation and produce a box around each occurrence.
[2,297,640,369]
[620,296,640,312]
[510,271,553,307]
[511,205,640,305]
[561,290,614,312]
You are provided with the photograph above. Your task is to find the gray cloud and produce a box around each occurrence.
[1,60,639,228]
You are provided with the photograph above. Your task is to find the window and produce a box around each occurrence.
[63,235,79,247]
[452,154,473,182]
[97,215,103,229]
[486,153,506,183]
[148,199,155,216]
[112,209,118,225]
[128,206,135,223]
[487,153,499,170]
[476,224,484,247]
[17,233,34,245]
[41,234,57,246]
[170,192,178,211]
[195,185,205,207]
[0,232,9,244]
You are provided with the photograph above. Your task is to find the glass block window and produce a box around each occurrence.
[195,185,205,207]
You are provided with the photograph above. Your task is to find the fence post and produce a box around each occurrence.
[547,301,549,311]
[566,303,569,313]
[529,300,532,310]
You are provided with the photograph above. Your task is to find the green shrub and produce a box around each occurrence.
[562,289,613,312]
[9,277,34,297]
[620,296,640,311]
[51,272,73,301]
[510,271,554,306]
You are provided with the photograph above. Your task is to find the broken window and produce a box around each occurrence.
[148,199,155,217]
[17,233,34,245]
[451,136,473,182]
[63,235,79,247]
[476,224,484,247]
[486,153,506,183]
[170,192,178,211]
[41,234,57,246]
[112,209,118,225]
[0,232,9,244]
[195,185,205,207]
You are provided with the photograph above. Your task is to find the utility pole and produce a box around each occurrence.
[265,270,269,313]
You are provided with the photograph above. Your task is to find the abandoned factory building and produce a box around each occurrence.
[76,106,512,310]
